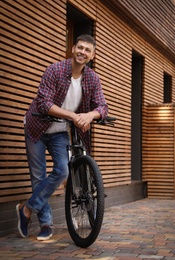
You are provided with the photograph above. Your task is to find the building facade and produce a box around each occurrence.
[0,0,175,236]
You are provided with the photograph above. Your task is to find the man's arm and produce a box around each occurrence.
[48,104,76,120]
[48,104,97,132]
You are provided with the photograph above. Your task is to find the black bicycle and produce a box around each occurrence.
[32,112,116,247]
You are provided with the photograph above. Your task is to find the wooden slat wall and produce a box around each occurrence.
[142,104,175,199]
[69,0,131,187]
[0,0,175,203]
[68,0,132,187]
[0,0,67,202]
[117,0,175,55]
[92,1,132,187]
[127,0,175,196]
[69,0,175,189]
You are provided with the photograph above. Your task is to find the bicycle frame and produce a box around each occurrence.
[32,112,116,247]
[67,122,89,202]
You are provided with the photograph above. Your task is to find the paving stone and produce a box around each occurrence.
[0,199,175,259]
[139,255,164,259]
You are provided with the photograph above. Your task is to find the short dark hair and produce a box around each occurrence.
[75,34,96,49]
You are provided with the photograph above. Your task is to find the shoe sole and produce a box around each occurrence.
[16,204,28,238]
[37,233,53,241]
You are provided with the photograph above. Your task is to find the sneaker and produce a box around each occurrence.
[16,204,30,238]
[37,226,53,241]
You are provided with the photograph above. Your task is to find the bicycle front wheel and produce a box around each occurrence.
[65,155,105,248]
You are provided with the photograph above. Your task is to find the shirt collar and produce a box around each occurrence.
[67,58,88,80]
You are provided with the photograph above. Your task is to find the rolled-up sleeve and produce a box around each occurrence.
[36,64,57,114]
[91,76,108,119]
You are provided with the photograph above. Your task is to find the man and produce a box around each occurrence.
[16,34,108,241]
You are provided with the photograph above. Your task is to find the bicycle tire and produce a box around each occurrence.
[65,155,105,248]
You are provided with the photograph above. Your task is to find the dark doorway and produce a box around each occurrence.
[164,72,172,103]
[131,51,144,180]
[66,3,93,60]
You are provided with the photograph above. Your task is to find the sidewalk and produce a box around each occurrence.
[0,198,175,260]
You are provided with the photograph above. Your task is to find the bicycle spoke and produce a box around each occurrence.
[65,155,104,247]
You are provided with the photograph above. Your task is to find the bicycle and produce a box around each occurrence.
[32,112,116,247]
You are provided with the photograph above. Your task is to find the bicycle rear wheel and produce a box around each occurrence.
[65,155,105,248]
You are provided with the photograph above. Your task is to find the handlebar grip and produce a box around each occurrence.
[105,116,117,122]
[97,116,116,125]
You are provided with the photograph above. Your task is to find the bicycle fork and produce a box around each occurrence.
[67,145,92,209]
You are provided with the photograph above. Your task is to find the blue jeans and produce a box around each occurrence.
[25,131,69,227]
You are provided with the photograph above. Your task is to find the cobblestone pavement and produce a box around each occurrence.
[0,198,175,260]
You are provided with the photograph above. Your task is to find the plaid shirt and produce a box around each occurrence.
[25,58,108,153]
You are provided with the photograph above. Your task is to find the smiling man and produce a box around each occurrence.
[16,34,108,241]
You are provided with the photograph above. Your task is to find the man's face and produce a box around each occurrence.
[72,41,95,65]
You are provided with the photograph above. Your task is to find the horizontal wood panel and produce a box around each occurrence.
[142,104,175,198]
[116,0,175,54]
[0,0,67,203]
[0,0,175,204]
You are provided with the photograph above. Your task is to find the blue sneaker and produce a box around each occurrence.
[37,226,53,241]
[16,204,30,238]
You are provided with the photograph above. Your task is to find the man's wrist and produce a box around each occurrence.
[89,111,100,120]
[68,111,77,121]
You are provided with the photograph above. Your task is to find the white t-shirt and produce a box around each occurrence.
[45,75,82,134]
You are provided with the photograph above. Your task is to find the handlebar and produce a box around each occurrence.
[32,112,64,123]
[32,112,116,126]
[97,116,116,126]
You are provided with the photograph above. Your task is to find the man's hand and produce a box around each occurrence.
[72,111,100,132]
[48,105,100,133]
